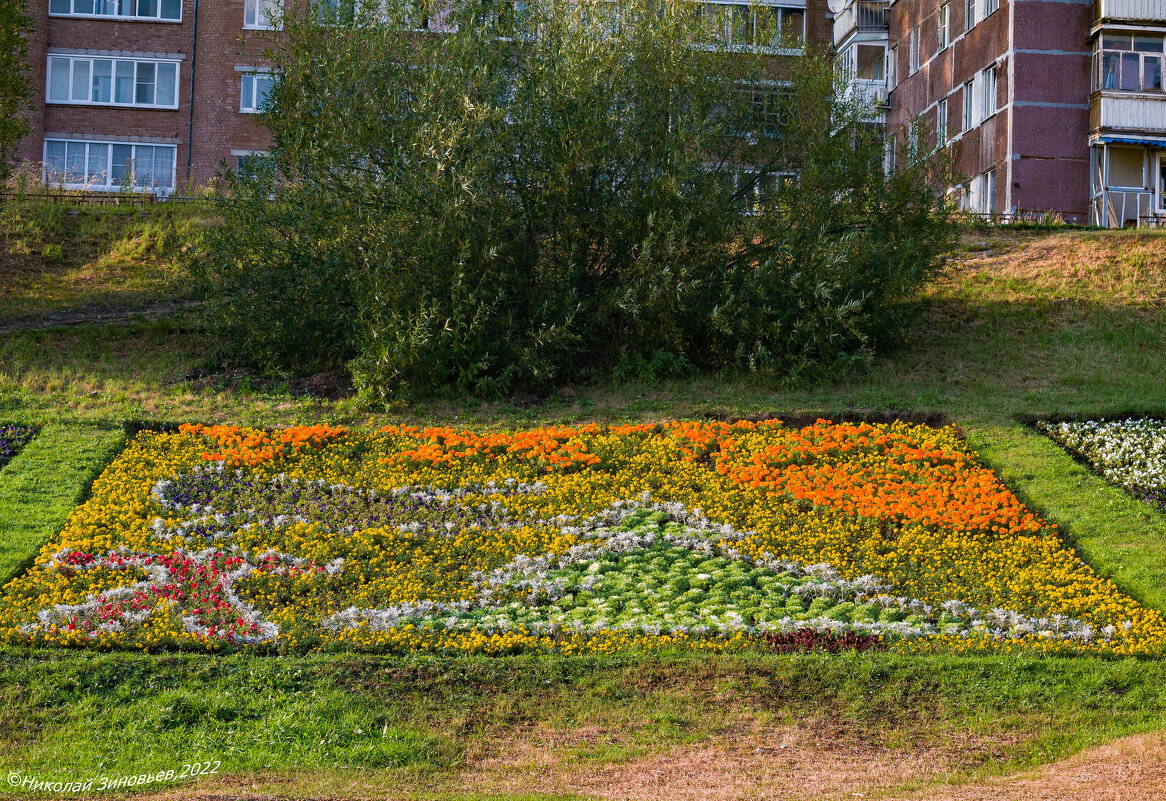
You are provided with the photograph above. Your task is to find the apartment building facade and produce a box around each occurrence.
[13,0,835,196]
[15,0,282,195]
[837,0,1166,226]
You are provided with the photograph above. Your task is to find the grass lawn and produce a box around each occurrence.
[2,209,1166,799]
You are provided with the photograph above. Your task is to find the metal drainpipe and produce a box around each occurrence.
[185,0,201,191]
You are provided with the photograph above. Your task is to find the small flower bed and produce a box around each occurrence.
[1039,418,1166,513]
[0,425,35,470]
[2,419,1163,657]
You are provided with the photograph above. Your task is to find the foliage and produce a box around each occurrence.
[0,0,32,181]
[192,0,955,397]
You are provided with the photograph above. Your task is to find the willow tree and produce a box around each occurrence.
[193,0,954,397]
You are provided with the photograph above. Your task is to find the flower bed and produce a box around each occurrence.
[0,425,35,471]
[2,419,1163,656]
[1039,418,1166,513]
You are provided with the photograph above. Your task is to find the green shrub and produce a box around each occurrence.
[191,0,955,397]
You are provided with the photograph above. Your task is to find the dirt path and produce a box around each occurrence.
[0,301,200,335]
[881,732,1166,801]
[138,729,1166,801]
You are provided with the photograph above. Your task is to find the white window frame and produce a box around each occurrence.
[937,98,948,146]
[981,64,997,121]
[239,70,276,114]
[938,3,949,50]
[244,0,282,29]
[48,0,181,22]
[909,27,920,74]
[963,78,975,131]
[965,0,976,31]
[887,45,897,88]
[984,0,998,15]
[46,55,180,110]
[43,138,177,194]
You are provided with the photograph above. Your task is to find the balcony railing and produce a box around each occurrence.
[855,1,890,31]
[1092,95,1166,133]
[834,0,889,43]
[1095,0,1166,24]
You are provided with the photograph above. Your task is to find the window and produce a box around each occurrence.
[729,168,792,214]
[46,55,178,108]
[966,169,995,214]
[909,27,921,73]
[985,0,998,14]
[938,3,949,49]
[937,98,948,145]
[240,71,275,113]
[887,45,897,88]
[49,0,180,21]
[43,139,176,193]
[963,78,975,130]
[244,0,281,29]
[965,0,976,31]
[235,152,271,179]
[701,3,805,50]
[856,44,885,81]
[982,65,997,119]
[1095,34,1165,93]
[742,84,787,137]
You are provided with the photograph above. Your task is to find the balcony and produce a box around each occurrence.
[1092,95,1166,134]
[833,1,889,46]
[1095,0,1166,25]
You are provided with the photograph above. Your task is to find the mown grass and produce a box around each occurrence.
[2,213,1166,797]
[0,199,214,324]
[1,649,1164,796]
[0,423,126,584]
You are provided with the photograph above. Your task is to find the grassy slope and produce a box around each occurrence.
[2,218,1166,796]
[0,198,214,324]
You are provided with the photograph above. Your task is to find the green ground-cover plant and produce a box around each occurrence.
[193,0,954,399]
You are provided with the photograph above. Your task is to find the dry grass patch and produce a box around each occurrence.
[940,230,1166,305]
[129,719,1038,801]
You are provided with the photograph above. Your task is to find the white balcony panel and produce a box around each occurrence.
[1098,96,1166,132]
[1096,0,1166,24]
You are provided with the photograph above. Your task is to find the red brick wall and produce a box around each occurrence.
[188,4,276,187]
[889,0,1012,214]
[13,1,277,190]
[887,0,1094,219]
[1010,0,1091,221]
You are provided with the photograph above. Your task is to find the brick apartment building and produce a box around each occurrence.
[15,0,282,195]
[12,0,837,196]
[836,0,1166,226]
